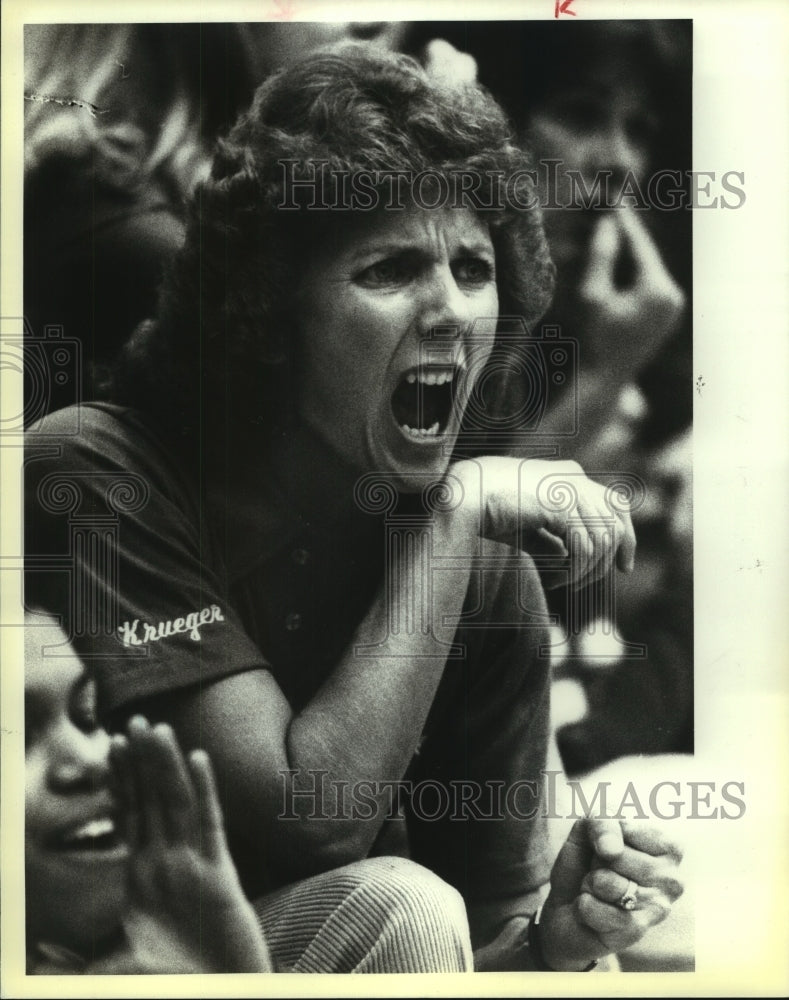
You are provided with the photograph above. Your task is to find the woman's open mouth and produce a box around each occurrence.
[391,367,457,443]
[46,814,129,863]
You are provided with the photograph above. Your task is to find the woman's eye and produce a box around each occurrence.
[357,259,411,287]
[454,258,494,285]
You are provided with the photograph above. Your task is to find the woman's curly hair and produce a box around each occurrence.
[113,41,555,441]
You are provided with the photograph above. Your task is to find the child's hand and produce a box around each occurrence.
[91,717,272,974]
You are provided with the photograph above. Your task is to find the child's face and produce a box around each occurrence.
[25,617,129,953]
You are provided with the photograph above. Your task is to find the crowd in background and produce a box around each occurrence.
[24,18,693,782]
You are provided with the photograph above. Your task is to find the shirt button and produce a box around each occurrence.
[292,548,310,566]
[285,612,303,631]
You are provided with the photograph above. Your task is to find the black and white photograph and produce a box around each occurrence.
[2,1,787,995]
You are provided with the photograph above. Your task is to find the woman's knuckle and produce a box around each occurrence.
[633,908,656,933]
[576,891,596,924]
[589,869,612,895]
[622,924,646,948]
[650,898,673,925]
[667,840,684,864]
[661,874,685,901]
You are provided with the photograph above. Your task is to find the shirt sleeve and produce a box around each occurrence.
[25,404,268,716]
[402,540,555,906]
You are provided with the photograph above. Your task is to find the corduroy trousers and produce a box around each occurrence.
[254,856,473,973]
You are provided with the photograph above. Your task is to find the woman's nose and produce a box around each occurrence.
[49,723,111,790]
[416,267,470,336]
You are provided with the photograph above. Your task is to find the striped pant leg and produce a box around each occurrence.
[252,856,473,973]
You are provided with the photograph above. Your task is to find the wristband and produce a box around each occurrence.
[527,905,599,972]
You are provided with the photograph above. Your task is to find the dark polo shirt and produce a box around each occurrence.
[25,402,554,904]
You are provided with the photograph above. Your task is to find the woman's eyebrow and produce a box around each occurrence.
[349,239,495,263]
[348,241,418,262]
[455,240,496,258]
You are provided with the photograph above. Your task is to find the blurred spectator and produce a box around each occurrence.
[24,20,694,774]
[25,24,206,396]
[553,418,694,775]
[409,21,694,773]
[525,24,693,774]
[409,20,692,454]
[23,22,408,408]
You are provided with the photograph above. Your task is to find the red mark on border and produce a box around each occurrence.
[273,0,297,19]
[555,0,577,16]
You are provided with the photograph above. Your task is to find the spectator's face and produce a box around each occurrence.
[294,205,499,487]
[529,60,655,270]
[25,618,128,953]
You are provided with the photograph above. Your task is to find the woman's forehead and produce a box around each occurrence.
[320,205,494,259]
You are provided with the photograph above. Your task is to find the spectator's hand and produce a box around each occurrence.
[451,457,636,591]
[577,207,685,377]
[539,818,684,970]
[89,717,272,974]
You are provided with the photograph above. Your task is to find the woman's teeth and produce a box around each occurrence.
[392,367,456,437]
[405,369,455,386]
[401,422,441,438]
[59,816,117,848]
